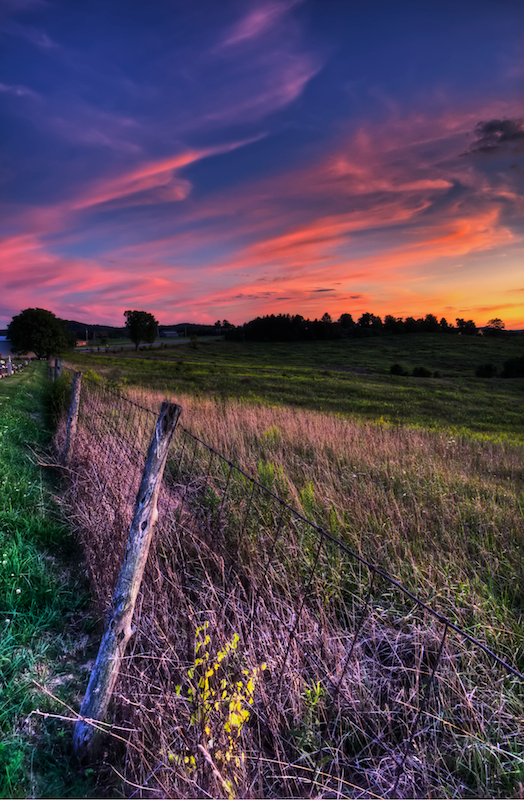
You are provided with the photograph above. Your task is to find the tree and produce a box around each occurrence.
[484,318,505,337]
[338,313,355,330]
[7,307,71,359]
[423,314,439,332]
[358,312,382,329]
[456,318,478,335]
[384,315,405,333]
[124,310,158,350]
[404,316,419,333]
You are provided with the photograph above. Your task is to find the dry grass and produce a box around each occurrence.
[55,380,524,798]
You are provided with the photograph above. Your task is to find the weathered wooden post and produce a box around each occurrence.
[62,371,83,466]
[7,357,12,376]
[54,357,63,380]
[72,401,182,759]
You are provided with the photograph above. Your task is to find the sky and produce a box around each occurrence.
[1,0,523,328]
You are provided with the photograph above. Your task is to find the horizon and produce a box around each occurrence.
[2,310,522,333]
[1,1,523,329]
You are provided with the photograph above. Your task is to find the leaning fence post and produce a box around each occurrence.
[72,401,182,759]
[62,371,82,466]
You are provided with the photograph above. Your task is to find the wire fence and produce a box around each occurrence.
[56,368,524,799]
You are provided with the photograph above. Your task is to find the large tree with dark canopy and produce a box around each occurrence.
[124,310,158,350]
[7,307,71,359]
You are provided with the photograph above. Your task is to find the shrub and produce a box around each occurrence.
[501,355,524,378]
[390,363,408,376]
[476,363,497,378]
[412,366,432,378]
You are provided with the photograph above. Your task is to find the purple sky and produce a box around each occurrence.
[1,0,524,327]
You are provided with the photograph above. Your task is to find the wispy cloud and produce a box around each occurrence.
[0,81,39,98]
[71,136,262,211]
[219,1,301,48]
[3,20,58,49]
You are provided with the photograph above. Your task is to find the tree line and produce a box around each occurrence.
[225,313,508,342]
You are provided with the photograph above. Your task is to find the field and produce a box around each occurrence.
[57,333,524,797]
[67,333,524,439]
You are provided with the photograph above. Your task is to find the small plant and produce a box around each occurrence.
[172,622,266,798]
[261,424,281,444]
[300,480,316,517]
[83,368,103,384]
[106,373,128,393]
[257,459,275,488]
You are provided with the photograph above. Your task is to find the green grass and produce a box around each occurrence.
[68,333,524,440]
[0,365,102,798]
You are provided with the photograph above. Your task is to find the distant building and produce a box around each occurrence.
[76,340,88,347]
[161,330,179,337]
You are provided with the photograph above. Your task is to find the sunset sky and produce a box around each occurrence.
[1,0,523,328]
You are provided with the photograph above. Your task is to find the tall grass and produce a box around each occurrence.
[57,379,524,798]
[157,391,524,635]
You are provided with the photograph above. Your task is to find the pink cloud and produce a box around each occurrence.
[219,1,301,48]
[71,136,262,212]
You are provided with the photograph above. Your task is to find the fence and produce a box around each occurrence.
[56,368,524,798]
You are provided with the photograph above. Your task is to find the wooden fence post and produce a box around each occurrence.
[7,357,12,376]
[72,401,182,759]
[62,371,82,466]
[54,357,63,380]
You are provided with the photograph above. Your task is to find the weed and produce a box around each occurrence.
[170,622,266,798]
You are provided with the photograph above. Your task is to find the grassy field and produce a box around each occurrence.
[67,333,524,439]
[57,330,524,796]
[0,364,101,798]
[56,372,524,797]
